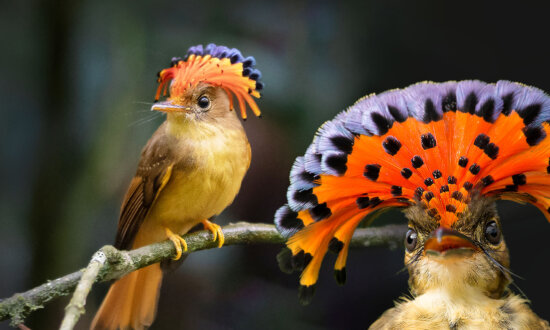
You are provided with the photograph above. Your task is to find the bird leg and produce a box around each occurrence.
[164,227,188,260]
[202,219,225,248]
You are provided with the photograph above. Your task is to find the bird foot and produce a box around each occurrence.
[202,219,225,248]
[165,227,188,260]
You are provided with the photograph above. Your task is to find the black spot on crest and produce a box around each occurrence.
[512,174,526,185]
[369,197,382,208]
[451,191,463,201]
[330,136,354,154]
[370,112,393,135]
[501,93,514,116]
[401,168,413,179]
[298,285,316,305]
[448,176,457,184]
[481,175,494,186]
[519,103,542,126]
[411,155,424,168]
[462,92,478,114]
[463,181,473,191]
[484,143,499,160]
[523,126,546,146]
[278,208,304,232]
[442,91,457,112]
[424,178,434,186]
[425,191,435,201]
[474,134,490,149]
[334,268,346,286]
[427,208,438,217]
[383,136,402,156]
[446,205,457,213]
[469,163,481,175]
[415,187,425,199]
[329,237,344,254]
[388,105,407,123]
[356,196,370,209]
[505,185,518,192]
[421,133,437,149]
[433,170,442,179]
[391,185,403,196]
[458,156,469,167]
[440,185,449,193]
[299,171,320,185]
[423,98,442,122]
[364,164,382,181]
[309,202,332,221]
[326,154,348,175]
[292,188,319,206]
[291,250,313,271]
[479,98,496,123]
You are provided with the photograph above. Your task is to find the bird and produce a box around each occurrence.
[274,80,550,329]
[91,43,264,330]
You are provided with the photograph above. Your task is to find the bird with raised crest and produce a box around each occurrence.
[91,43,264,330]
[275,80,549,329]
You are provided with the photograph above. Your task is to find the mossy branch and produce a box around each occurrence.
[0,222,406,328]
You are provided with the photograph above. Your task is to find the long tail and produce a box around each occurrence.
[90,263,163,330]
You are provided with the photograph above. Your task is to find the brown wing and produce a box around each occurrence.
[114,124,180,250]
[114,162,174,250]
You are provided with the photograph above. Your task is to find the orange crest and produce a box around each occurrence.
[275,80,550,301]
[154,44,263,120]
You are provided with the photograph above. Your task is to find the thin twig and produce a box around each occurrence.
[59,250,107,330]
[0,222,406,327]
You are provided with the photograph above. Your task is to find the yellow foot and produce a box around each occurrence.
[202,219,225,248]
[165,227,188,260]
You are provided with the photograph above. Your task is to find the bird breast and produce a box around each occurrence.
[147,121,251,234]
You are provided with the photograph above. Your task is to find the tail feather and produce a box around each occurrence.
[91,263,163,330]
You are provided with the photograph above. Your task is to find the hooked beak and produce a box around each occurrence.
[151,101,191,113]
[424,227,478,257]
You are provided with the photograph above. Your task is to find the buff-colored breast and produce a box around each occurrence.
[134,119,251,246]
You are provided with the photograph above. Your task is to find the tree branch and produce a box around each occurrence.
[0,222,406,327]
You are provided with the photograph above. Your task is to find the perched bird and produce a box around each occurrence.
[91,44,264,330]
[275,81,550,329]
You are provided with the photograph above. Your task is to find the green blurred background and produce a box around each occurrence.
[1,0,549,329]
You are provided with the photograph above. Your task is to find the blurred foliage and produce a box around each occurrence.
[1,0,549,329]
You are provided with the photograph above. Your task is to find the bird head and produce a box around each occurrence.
[151,44,263,122]
[404,196,510,298]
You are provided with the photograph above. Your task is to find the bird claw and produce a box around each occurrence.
[202,220,225,248]
[165,227,188,260]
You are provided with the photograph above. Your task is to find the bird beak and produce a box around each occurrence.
[424,226,478,257]
[151,101,191,113]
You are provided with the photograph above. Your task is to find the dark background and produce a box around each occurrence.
[1,0,549,329]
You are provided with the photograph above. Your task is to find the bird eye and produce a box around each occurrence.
[197,95,210,109]
[405,228,418,252]
[484,221,501,244]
